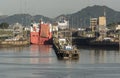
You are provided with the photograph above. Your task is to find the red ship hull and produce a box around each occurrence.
[30,23,52,45]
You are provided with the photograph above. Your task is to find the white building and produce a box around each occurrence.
[116,25,120,30]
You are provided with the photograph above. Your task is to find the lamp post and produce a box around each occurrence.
[119,31,120,51]
[117,30,120,51]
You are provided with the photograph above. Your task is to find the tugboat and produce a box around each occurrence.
[53,37,79,59]
[30,21,52,45]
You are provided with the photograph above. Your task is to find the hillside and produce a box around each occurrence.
[56,5,120,28]
[0,5,120,28]
[0,14,53,26]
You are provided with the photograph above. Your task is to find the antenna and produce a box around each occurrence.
[103,6,106,16]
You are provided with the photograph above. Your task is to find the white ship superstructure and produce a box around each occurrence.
[58,20,69,30]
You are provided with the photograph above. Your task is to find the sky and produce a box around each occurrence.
[0,0,120,18]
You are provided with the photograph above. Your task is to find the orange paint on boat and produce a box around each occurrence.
[30,22,52,45]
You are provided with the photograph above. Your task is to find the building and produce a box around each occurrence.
[90,18,98,32]
[116,25,120,30]
[98,16,107,39]
[99,16,106,26]
[13,23,24,37]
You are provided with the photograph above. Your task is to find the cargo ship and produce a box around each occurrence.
[30,21,52,45]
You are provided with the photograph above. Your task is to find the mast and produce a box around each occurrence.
[68,17,72,46]
[39,19,41,44]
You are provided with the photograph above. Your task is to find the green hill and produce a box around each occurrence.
[0,5,120,28]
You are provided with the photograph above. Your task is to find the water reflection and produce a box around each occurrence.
[0,45,56,64]
[0,45,119,64]
[90,49,107,63]
[0,45,120,78]
[30,45,53,64]
[0,46,25,53]
[78,46,120,64]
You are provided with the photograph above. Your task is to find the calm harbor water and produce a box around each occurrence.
[0,45,120,78]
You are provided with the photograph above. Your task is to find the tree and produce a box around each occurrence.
[0,22,9,29]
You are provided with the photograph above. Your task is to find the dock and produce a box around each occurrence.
[0,40,30,47]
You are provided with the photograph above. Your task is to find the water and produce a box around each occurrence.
[0,45,120,78]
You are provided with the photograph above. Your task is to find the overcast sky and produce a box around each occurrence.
[0,0,120,18]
